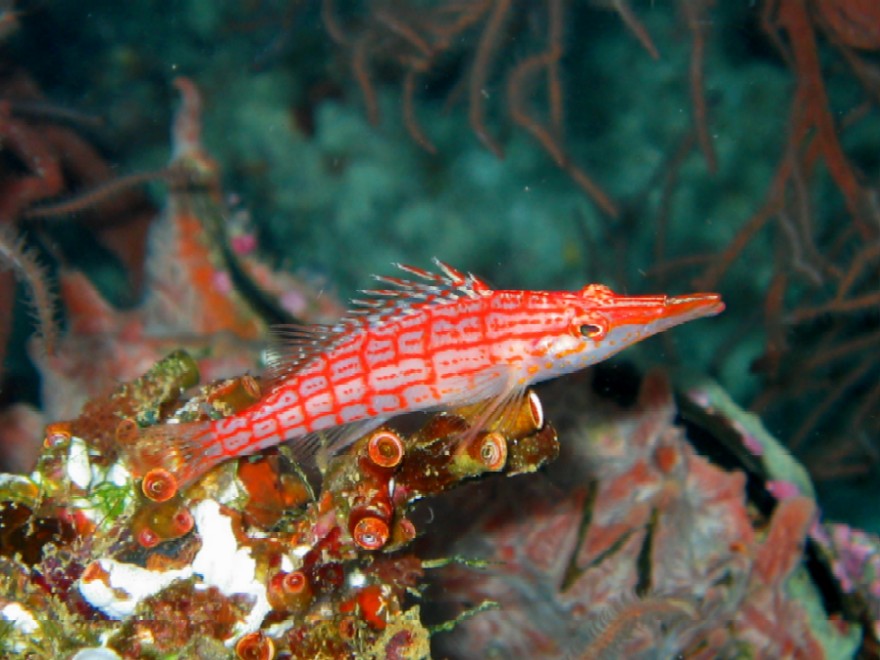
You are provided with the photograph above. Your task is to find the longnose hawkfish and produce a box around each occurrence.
[130,260,724,499]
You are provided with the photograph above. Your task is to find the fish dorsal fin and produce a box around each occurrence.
[263,323,337,387]
[348,259,492,320]
[265,260,491,388]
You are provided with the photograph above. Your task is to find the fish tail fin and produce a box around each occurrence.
[124,420,219,500]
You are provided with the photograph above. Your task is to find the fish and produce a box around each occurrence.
[130,260,724,497]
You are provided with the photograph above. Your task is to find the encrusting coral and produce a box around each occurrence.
[0,340,558,657]
[0,352,876,657]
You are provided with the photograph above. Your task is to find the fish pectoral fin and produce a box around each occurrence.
[447,369,527,446]
[438,363,516,409]
[289,416,391,471]
[324,416,391,456]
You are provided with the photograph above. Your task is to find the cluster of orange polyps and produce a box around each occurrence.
[320,389,556,555]
[226,389,556,656]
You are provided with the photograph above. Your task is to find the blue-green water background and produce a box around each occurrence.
[3,2,879,530]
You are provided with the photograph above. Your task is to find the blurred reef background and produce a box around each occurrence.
[0,1,880,656]
[5,0,874,524]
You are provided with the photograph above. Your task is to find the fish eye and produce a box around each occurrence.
[578,323,604,339]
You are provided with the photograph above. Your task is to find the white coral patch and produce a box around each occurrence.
[104,462,132,487]
[2,602,38,634]
[71,648,123,660]
[347,569,367,589]
[77,500,271,638]
[190,499,271,636]
[67,436,92,489]
[77,559,193,619]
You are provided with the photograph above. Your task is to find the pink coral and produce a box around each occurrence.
[427,371,844,658]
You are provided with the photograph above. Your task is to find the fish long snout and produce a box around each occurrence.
[663,292,725,319]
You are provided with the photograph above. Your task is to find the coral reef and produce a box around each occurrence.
[679,0,880,483]
[0,64,156,374]
[0,76,342,471]
[427,369,870,658]
[1,2,880,657]
[320,0,620,216]
[0,340,556,658]
[1,355,876,657]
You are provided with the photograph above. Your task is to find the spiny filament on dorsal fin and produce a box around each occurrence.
[396,259,468,286]
[397,259,492,293]
[358,281,442,300]
[395,261,452,282]
[342,260,490,321]
[368,259,491,299]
